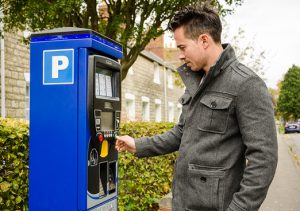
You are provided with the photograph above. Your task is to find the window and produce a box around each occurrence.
[164,31,176,49]
[128,67,134,75]
[141,96,150,121]
[168,102,174,122]
[155,99,161,122]
[153,62,160,84]
[26,84,30,120]
[24,73,30,120]
[167,69,174,89]
[125,93,135,121]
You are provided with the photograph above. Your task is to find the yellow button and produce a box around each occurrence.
[100,140,109,158]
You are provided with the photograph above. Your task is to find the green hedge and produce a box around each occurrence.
[0,119,176,211]
[118,122,176,211]
[0,118,29,211]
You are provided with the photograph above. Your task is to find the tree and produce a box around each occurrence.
[0,0,242,80]
[222,23,267,78]
[277,65,300,121]
[268,80,282,119]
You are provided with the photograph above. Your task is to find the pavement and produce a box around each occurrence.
[260,132,300,211]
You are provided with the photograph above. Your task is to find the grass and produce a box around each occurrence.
[288,145,300,166]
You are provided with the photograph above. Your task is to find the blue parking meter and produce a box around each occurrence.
[29,27,123,211]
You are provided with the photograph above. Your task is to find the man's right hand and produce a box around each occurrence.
[115,135,136,153]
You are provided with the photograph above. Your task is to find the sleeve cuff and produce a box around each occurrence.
[134,137,150,158]
[227,200,247,211]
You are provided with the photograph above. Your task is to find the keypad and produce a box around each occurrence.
[102,130,115,138]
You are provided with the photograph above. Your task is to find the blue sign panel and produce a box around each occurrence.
[43,49,74,85]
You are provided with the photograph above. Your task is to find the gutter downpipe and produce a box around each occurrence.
[0,8,5,118]
[163,64,168,121]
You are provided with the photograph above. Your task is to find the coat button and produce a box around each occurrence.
[200,177,207,183]
[211,101,217,108]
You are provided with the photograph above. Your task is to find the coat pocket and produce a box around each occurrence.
[186,164,226,211]
[198,95,232,134]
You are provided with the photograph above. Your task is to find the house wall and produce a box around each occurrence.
[0,31,29,119]
[121,54,184,122]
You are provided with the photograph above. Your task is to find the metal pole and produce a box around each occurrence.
[163,65,168,121]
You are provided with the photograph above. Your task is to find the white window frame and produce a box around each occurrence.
[168,102,174,122]
[24,73,30,120]
[128,67,134,75]
[176,103,182,122]
[141,96,150,121]
[155,99,162,122]
[167,69,174,89]
[125,93,135,121]
[153,62,160,84]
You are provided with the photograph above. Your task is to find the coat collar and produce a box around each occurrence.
[177,44,237,96]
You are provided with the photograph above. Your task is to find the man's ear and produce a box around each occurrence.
[198,34,209,49]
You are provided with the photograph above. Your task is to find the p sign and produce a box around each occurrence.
[43,49,74,85]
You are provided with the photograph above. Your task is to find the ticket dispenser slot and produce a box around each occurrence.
[108,162,117,194]
[99,162,108,197]
[87,55,120,210]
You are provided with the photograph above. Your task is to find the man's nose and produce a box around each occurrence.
[178,52,185,61]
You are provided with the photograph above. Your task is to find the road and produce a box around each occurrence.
[260,132,300,211]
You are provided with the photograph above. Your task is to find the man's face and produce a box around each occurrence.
[174,26,207,71]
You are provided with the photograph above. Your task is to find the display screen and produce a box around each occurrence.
[101,112,113,130]
[95,67,113,98]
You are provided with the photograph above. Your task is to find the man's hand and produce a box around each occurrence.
[115,135,136,153]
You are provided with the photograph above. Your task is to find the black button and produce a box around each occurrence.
[211,101,217,108]
[200,177,207,183]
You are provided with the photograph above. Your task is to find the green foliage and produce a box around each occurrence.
[277,65,300,121]
[2,0,242,80]
[118,121,176,211]
[278,123,285,134]
[0,118,29,211]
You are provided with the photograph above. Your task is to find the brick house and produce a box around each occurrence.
[0,31,184,122]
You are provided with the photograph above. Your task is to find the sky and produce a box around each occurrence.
[223,0,300,88]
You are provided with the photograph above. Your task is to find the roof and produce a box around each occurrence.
[140,50,177,72]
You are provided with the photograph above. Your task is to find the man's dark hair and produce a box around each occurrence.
[168,5,222,43]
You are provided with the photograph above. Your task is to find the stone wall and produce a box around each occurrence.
[2,31,29,119]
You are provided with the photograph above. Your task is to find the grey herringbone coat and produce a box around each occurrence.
[135,44,278,211]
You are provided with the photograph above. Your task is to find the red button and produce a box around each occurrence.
[98,133,103,142]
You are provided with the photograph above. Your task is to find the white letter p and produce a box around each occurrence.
[52,56,69,78]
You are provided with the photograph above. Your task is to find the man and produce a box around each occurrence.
[116,5,278,211]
